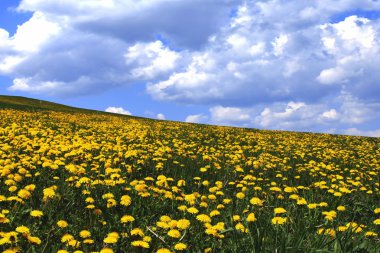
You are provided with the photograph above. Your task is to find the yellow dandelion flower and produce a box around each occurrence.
[131,228,144,237]
[274,207,287,215]
[121,215,135,223]
[167,229,181,238]
[103,236,118,244]
[156,248,172,253]
[27,236,41,245]
[79,230,91,238]
[131,240,150,248]
[83,239,94,244]
[57,250,69,253]
[197,214,211,223]
[246,213,257,222]
[365,231,378,237]
[57,220,68,228]
[143,236,152,242]
[61,234,74,243]
[17,189,31,199]
[120,195,132,206]
[210,210,220,217]
[271,217,287,225]
[249,197,263,206]
[236,192,245,199]
[174,243,187,250]
[100,248,114,253]
[15,226,30,234]
[187,207,199,214]
[160,215,171,222]
[30,210,43,218]
[177,219,190,230]
[337,206,346,211]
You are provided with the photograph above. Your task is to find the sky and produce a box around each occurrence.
[1,0,380,137]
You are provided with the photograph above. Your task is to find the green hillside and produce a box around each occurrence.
[0,95,101,113]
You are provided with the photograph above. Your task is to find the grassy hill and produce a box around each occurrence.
[0,95,102,113]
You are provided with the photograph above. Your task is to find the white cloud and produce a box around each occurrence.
[321,109,338,120]
[210,105,250,124]
[125,41,181,79]
[1,0,380,134]
[105,106,132,115]
[156,113,165,120]
[272,34,288,56]
[344,128,380,137]
[185,114,208,123]
[317,15,378,85]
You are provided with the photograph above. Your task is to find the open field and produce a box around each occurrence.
[0,98,379,253]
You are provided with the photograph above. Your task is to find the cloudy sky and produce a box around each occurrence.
[1,0,380,137]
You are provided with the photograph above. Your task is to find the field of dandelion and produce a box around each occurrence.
[0,105,380,252]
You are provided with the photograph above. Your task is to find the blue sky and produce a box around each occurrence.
[1,0,380,137]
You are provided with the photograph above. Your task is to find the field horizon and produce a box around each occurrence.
[0,95,375,139]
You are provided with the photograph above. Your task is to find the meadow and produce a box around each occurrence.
[0,107,379,253]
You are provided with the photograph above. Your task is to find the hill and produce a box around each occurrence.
[0,95,102,113]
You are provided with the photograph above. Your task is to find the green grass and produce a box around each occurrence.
[0,95,97,113]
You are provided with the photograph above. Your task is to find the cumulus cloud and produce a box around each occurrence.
[156,113,166,120]
[344,128,380,137]
[1,0,380,134]
[210,105,250,124]
[1,0,238,96]
[185,114,208,124]
[148,3,380,106]
[105,106,132,115]
[125,41,181,79]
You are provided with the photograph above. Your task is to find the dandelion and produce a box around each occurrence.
[79,230,91,238]
[131,240,150,248]
[249,197,263,206]
[103,236,118,244]
[272,217,287,225]
[100,248,114,253]
[57,220,68,228]
[61,234,74,243]
[210,210,220,217]
[17,189,31,199]
[156,248,172,253]
[131,228,144,237]
[365,231,378,237]
[246,213,257,222]
[121,215,135,223]
[27,235,41,244]
[274,207,286,215]
[322,211,337,221]
[197,214,211,223]
[167,229,181,238]
[15,226,30,234]
[337,206,346,211]
[236,192,245,199]
[187,207,199,214]
[120,195,132,206]
[174,243,187,250]
[177,219,190,230]
[30,210,43,218]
